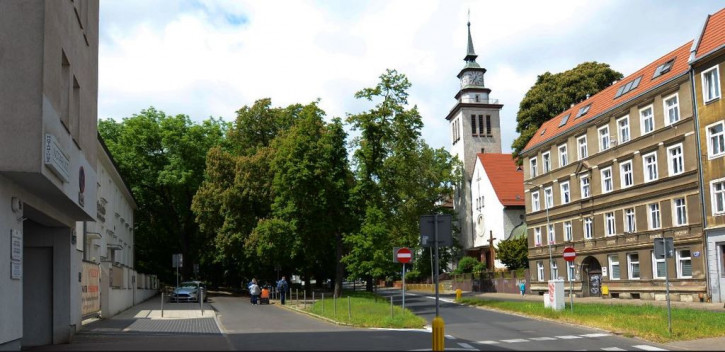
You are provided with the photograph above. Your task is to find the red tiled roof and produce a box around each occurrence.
[523,41,693,153]
[694,8,725,60]
[477,153,524,206]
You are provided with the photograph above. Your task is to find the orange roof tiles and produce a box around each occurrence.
[477,153,524,207]
[694,8,725,60]
[523,41,693,153]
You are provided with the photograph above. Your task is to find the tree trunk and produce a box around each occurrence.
[365,274,373,292]
[334,232,344,298]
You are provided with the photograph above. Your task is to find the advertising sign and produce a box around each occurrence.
[81,262,101,316]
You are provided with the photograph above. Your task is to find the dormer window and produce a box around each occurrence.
[614,76,642,99]
[558,114,570,127]
[653,59,675,79]
[575,104,591,118]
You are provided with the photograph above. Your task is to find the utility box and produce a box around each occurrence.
[548,279,565,311]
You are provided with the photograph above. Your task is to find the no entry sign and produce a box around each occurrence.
[396,247,412,264]
[563,247,576,262]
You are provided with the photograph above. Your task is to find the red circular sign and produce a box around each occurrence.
[563,247,576,262]
[396,247,412,263]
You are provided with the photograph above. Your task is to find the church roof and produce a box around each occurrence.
[692,8,725,61]
[477,153,524,207]
[522,40,692,154]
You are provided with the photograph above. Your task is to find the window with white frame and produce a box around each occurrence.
[599,125,611,151]
[560,181,570,204]
[530,157,538,178]
[544,187,553,209]
[537,261,544,281]
[551,261,559,280]
[652,251,666,279]
[713,178,725,216]
[702,65,721,103]
[605,212,616,236]
[617,115,630,144]
[673,198,687,226]
[649,203,661,229]
[542,152,551,173]
[664,93,680,126]
[677,249,692,278]
[640,105,655,135]
[620,160,634,188]
[548,224,555,244]
[643,151,658,182]
[564,221,572,241]
[559,144,569,167]
[531,191,540,212]
[584,217,593,239]
[627,253,640,279]
[601,167,613,193]
[567,261,575,281]
[534,227,542,246]
[577,135,588,160]
[624,208,636,233]
[609,255,621,280]
[707,121,725,158]
[667,144,684,176]
[580,175,590,198]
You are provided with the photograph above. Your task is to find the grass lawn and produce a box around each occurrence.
[457,297,725,343]
[302,291,427,329]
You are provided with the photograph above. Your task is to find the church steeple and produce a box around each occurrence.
[464,20,480,69]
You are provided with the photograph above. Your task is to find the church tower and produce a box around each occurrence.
[447,18,503,250]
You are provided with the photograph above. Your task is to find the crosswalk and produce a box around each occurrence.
[435,332,667,351]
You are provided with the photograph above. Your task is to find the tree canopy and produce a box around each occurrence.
[511,62,623,163]
[496,235,528,270]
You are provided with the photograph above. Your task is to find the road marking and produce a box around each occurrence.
[581,333,612,338]
[556,335,583,339]
[445,334,456,339]
[530,337,557,341]
[457,342,476,350]
[632,345,667,351]
[475,340,499,344]
[602,348,627,351]
[501,338,529,343]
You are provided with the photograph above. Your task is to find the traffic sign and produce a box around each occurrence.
[563,247,576,262]
[396,247,412,263]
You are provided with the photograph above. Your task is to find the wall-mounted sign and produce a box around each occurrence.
[693,251,701,257]
[11,261,22,280]
[44,133,70,182]
[11,229,22,261]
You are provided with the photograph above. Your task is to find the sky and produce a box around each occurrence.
[98,0,725,153]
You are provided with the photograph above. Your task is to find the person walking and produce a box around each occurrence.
[249,279,261,305]
[277,276,289,305]
[519,281,526,297]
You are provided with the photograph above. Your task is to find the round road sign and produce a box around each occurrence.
[396,247,412,264]
[563,247,576,262]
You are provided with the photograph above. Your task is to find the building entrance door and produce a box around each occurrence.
[719,243,725,303]
[23,247,53,346]
[581,256,602,297]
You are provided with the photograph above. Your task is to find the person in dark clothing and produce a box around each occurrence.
[276,276,289,305]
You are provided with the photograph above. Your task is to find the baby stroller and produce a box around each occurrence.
[259,285,270,304]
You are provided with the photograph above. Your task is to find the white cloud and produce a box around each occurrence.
[98,0,724,153]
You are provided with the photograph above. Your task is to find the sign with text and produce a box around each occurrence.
[81,262,100,316]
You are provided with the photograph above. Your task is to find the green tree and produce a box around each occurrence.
[511,62,623,162]
[343,69,459,290]
[98,108,227,283]
[496,235,528,270]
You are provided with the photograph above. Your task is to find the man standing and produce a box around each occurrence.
[277,276,289,305]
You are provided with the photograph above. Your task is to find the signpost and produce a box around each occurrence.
[420,214,452,351]
[654,237,674,335]
[172,253,183,288]
[395,247,412,310]
[563,247,576,312]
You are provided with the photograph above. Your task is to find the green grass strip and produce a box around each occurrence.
[302,291,427,329]
[458,297,725,343]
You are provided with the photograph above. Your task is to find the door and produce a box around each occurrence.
[719,243,725,303]
[23,247,53,346]
[589,272,602,296]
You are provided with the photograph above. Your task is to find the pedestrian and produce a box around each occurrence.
[277,276,289,305]
[519,281,526,297]
[249,279,261,305]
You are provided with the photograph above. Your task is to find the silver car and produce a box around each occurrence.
[170,281,207,302]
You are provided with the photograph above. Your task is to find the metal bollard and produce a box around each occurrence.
[348,296,351,320]
[456,288,461,301]
[296,289,299,307]
[304,290,307,309]
[161,292,164,318]
[390,296,393,318]
[322,293,325,314]
[200,290,204,316]
[432,316,445,351]
[334,295,337,317]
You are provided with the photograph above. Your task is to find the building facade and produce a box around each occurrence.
[690,8,725,303]
[521,40,707,301]
[447,20,504,254]
[0,0,100,349]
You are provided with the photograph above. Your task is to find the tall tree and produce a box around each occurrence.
[496,235,528,270]
[511,62,623,162]
[98,108,227,283]
[343,69,459,290]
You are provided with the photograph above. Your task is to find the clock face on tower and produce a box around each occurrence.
[471,71,484,86]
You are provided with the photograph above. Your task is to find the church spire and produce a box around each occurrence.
[464,13,480,68]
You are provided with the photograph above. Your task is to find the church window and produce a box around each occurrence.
[486,115,492,136]
[478,115,484,135]
[471,115,477,135]
[475,94,480,102]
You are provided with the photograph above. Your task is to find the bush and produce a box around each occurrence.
[405,270,422,282]
[453,256,482,274]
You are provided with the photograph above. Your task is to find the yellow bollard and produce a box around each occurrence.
[455,289,461,301]
[432,316,445,351]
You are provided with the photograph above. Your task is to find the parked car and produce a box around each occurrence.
[170,281,207,302]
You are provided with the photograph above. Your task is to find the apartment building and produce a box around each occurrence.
[690,8,725,303]
[520,40,706,301]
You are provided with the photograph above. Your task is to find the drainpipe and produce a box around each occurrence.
[689,68,710,301]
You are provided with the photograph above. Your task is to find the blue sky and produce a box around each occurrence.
[98,0,725,153]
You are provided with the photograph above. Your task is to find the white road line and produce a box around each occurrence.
[475,340,499,344]
[530,337,557,341]
[602,347,627,351]
[501,338,529,343]
[581,333,612,338]
[457,342,476,350]
[445,335,456,339]
[632,345,668,351]
[556,335,584,339]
